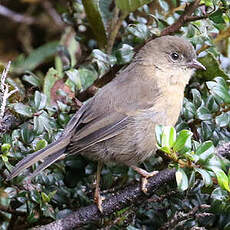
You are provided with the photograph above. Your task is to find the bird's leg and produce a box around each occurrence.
[94,161,104,212]
[131,165,158,194]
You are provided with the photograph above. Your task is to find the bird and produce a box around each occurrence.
[7,35,205,212]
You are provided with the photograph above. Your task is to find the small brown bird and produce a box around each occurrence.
[7,36,205,211]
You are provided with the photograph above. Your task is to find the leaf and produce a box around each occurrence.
[115,0,153,12]
[22,72,43,88]
[41,192,50,203]
[176,168,188,191]
[197,106,212,120]
[211,187,228,200]
[155,124,163,146]
[161,126,176,148]
[12,41,59,74]
[183,98,196,120]
[34,91,47,111]
[78,68,97,90]
[1,143,11,154]
[173,130,192,153]
[191,89,202,108]
[33,112,55,134]
[216,113,229,127]
[82,0,107,48]
[43,68,62,105]
[209,9,225,24]
[206,95,219,113]
[127,24,150,42]
[65,69,82,90]
[21,127,35,144]
[35,139,48,151]
[196,53,229,81]
[196,141,215,163]
[115,44,134,64]
[14,103,33,117]
[210,166,230,192]
[207,79,230,104]
[195,168,213,187]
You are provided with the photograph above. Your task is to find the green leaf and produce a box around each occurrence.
[195,168,213,187]
[191,89,202,108]
[65,69,82,90]
[197,106,212,120]
[82,0,107,48]
[43,68,62,105]
[34,91,47,111]
[159,146,171,154]
[173,130,192,152]
[35,139,48,151]
[196,53,229,81]
[211,187,228,200]
[155,125,163,146]
[196,141,215,163]
[161,126,176,148]
[14,103,33,117]
[206,77,230,104]
[78,68,97,90]
[127,24,150,41]
[115,44,134,64]
[22,72,42,88]
[183,98,196,120]
[115,0,153,12]
[210,166,230,192]
[209,9,225,24]
[21,127,34,144]
[206,95,219,113]
[92,49,115,75]
[216,113,229,127]
[12,41,59,74]
[33,112,55,134]
[176,168,188,191]
[41,192,50,203]
[1,143,11,154]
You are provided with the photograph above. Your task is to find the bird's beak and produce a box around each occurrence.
[187,59,206,70]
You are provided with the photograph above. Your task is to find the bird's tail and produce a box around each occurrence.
[7,135,72,180]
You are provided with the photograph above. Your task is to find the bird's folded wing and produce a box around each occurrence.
[68,112,129,153]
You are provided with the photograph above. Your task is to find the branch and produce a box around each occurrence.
[0,4,35,25]
[34,169,176,230]
[0,61,18,121]
[107,9,128,54]
[161,0,202,36]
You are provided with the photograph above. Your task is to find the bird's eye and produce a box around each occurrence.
[170,52,180,61]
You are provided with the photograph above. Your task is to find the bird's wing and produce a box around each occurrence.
[68,65,161,153]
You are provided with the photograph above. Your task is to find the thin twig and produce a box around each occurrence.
[41,1,65,27]
[107,9,128,54]
[0,4,35,25]
[161,0,202,36]
[0,61,18,120]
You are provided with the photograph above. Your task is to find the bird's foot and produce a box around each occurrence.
[131,166,158,194]
[94,188,105,213]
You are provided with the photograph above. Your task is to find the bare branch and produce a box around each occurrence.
[161,0,202,36]
[0,61,18,120]
[0,4,35,25]
[34,169,176,230]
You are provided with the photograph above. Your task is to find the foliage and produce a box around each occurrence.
[0,0,230,229]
